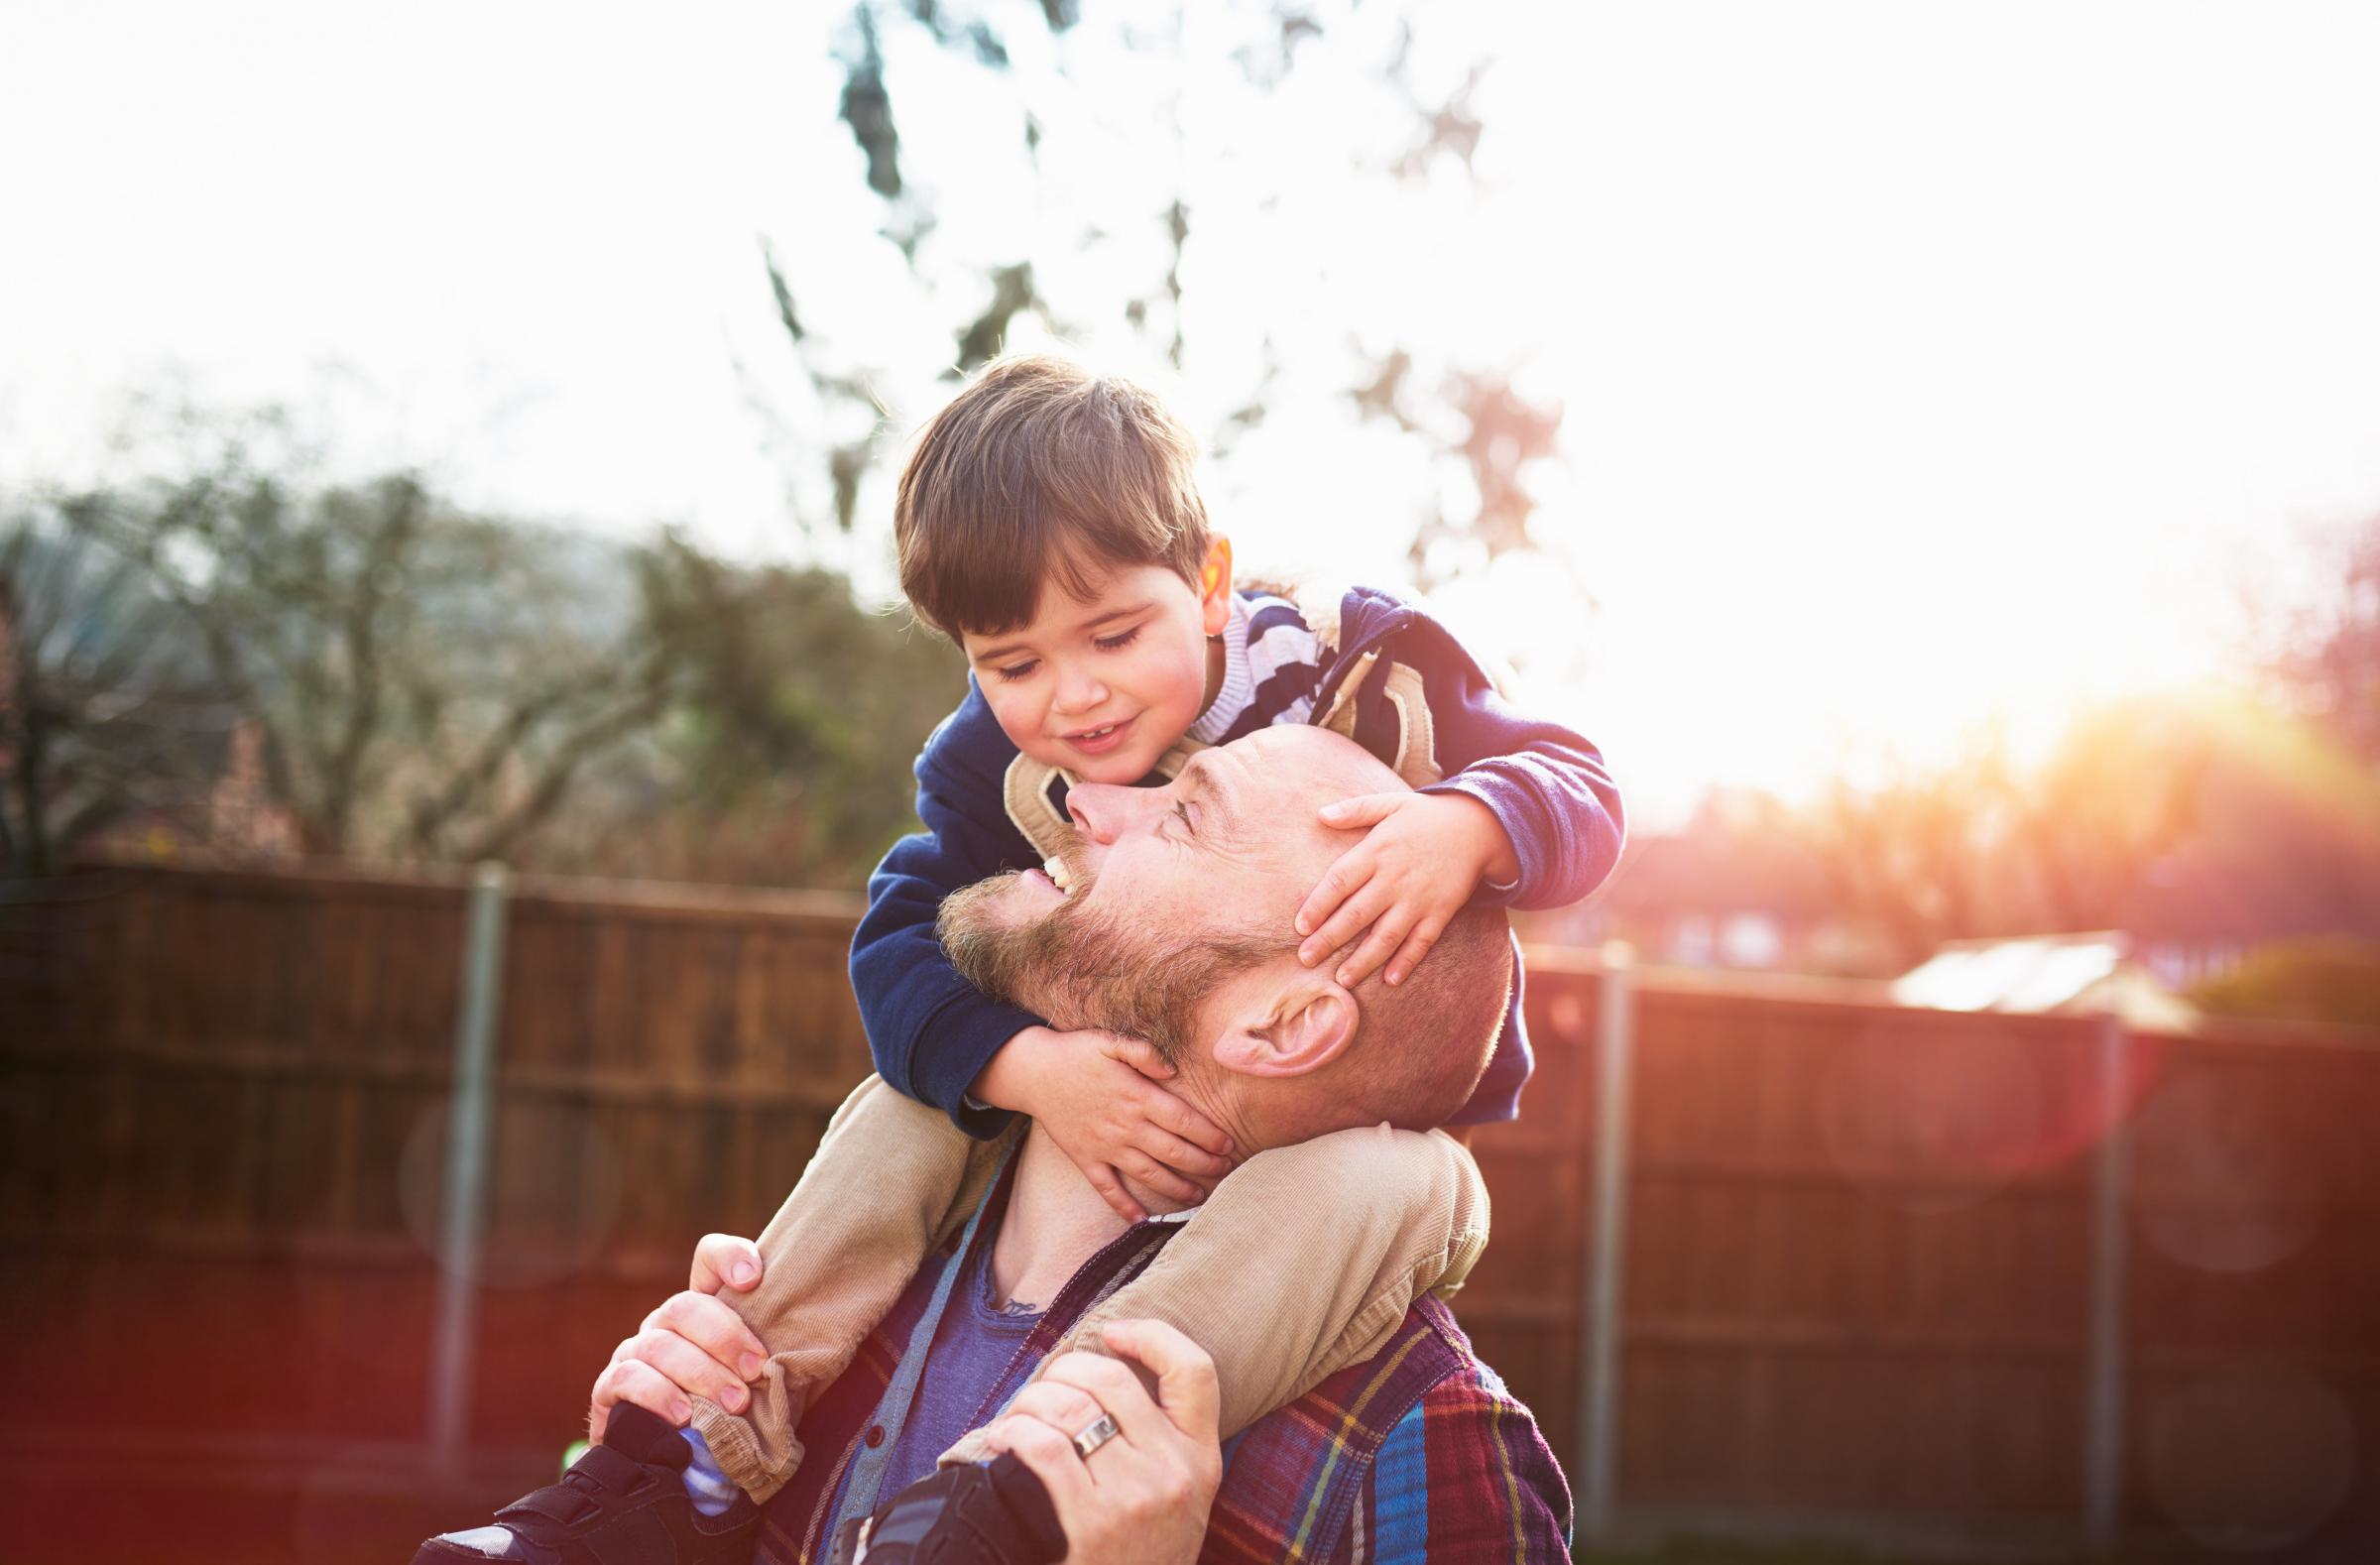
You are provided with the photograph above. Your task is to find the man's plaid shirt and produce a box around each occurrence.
[753,1211,1573,1563]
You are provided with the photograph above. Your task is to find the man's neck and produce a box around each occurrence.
[988,1126,1198,1309]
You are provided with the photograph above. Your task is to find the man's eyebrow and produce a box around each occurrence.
[1178,762,1240,843]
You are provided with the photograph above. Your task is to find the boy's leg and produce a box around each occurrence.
[939,1124,1487,1465]
[690,1074,1016,1504]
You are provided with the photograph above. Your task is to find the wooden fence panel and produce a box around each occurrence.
[6,862,2379,1550]
[1,866,870,1451]
[2118,1026,2380,1550]
[1614,990,2103,1520]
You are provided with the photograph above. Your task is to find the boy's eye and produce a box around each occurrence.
[995,660,1039,682]
[1095,627,1142,653]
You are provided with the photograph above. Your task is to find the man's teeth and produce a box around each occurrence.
[1043,856,1073,895]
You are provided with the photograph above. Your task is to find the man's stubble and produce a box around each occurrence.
[937,846,1275,1067]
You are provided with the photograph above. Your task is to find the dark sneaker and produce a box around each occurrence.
[413,1401,760,1565]
[825,1452,1063,1565]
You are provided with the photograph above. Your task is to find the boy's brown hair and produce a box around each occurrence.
[894,354,1212,639]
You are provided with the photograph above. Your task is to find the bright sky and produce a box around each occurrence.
[5,1,2378,828]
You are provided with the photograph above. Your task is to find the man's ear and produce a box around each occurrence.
[1210,967,1356,1079]
[1199,536,1234,636]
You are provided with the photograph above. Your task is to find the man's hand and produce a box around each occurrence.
[588,1233,768,1442]
[1294,790,1518,990]
[971,1026,1235,1224]
[978,1320,1222,1565]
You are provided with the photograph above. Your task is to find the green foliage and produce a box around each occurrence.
[583,535,964,889]
[15,409,967,886]
[2189,936,2380,1028]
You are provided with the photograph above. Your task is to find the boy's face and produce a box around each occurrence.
[959,541,1233,785]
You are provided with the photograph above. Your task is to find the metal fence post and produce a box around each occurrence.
[1578,944,1635,1538]
[428,862,510,1467]
[2082,1008,2131,1545]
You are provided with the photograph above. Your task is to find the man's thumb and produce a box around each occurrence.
[1102,1319,1220,1439]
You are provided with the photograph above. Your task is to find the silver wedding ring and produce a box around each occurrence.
[1071,1411,1120,1460]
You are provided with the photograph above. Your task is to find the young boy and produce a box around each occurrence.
[416,356,1622,1565]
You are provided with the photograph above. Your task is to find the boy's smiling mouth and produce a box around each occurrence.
[1062,715,1134,756]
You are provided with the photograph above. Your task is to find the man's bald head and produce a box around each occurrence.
[938,726,1511,1149]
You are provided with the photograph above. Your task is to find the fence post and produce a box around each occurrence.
[1578,944,1635,1538]
[2082,1007,2131,1545]
[428,862,510,1468]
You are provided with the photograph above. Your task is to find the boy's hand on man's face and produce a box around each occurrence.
[974,1025,1236,1225]
[1295,790,1518,990]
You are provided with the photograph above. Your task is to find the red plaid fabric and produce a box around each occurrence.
[753,1222,1570,1563]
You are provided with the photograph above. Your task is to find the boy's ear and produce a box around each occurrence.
[1210,967,1355,1080]
[1199,536,1234,635]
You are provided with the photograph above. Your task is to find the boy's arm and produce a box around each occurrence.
[1388,609,1627,911]
[851,702,1047,1137]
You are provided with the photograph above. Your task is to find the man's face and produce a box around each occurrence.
[939,727,1393,1052]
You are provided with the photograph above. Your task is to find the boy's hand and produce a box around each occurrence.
[973,1025,1236,1224]
[1295,790,1519,990]
[589,1232,768,1440]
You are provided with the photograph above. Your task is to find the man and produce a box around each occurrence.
[432,728,1572,1563]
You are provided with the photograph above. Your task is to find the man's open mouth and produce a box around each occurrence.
[1041,855,1075,897]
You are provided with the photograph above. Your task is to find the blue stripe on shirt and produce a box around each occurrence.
[1369,1400,1433,1560]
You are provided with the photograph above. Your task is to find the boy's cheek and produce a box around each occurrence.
[983,692,1050,761]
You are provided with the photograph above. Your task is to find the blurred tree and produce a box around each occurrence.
[55,421,689,862]
[544,536,964,889]
[26,404,968,885]
[2011,698,2213,932]
[2267,511,2380,767]
[0,507,237,876]
[1780,699,2219,970]
[1765,687,2380,977]
[1793,733,2032,970]
[761,0,1576,599]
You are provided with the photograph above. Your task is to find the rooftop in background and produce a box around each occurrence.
[1893,931,2198,1031]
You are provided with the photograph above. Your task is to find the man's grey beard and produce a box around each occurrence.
[938,865,1275,1067]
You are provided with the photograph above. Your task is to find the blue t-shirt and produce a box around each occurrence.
[877,1231,1045,1492]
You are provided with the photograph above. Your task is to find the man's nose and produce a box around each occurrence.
[1065,782,1158,844]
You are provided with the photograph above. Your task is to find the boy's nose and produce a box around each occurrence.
[1053,667,1110,715]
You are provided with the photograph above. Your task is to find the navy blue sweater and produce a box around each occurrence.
[851,584,1626,1137]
